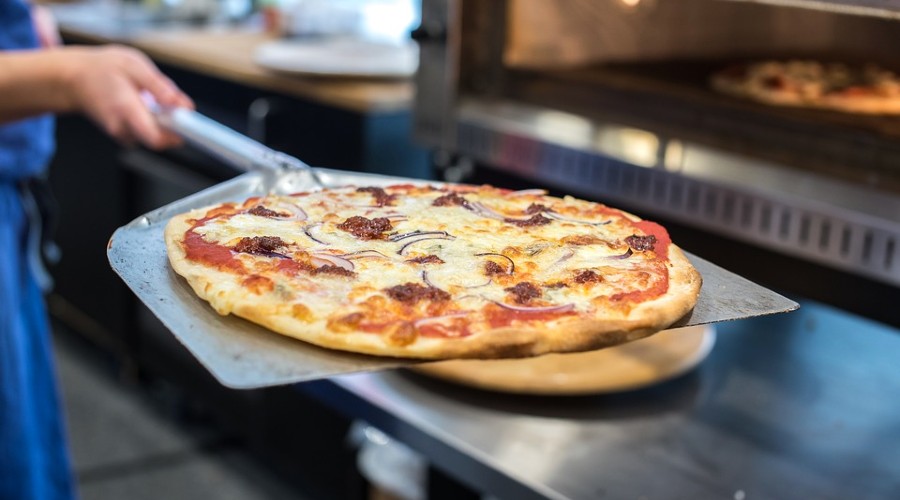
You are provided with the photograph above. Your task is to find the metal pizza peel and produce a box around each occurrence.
[107,107,798,389]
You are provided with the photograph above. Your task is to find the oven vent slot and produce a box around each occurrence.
[457,122,900,288]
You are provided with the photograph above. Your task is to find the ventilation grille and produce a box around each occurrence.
[457,122,900,287]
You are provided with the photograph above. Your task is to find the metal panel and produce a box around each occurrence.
[454,100,900,287]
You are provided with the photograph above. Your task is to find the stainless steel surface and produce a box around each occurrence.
[455,99,900,287]
[314,300,900,499]
[107,166,795,389]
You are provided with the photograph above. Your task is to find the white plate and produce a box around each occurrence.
[253,38,418,78]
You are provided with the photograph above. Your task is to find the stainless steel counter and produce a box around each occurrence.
[299,299,900,499]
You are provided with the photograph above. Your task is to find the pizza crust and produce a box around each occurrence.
[165,187,702,360]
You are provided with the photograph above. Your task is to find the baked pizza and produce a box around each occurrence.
[711,60,900,114]
[164,184,701,359]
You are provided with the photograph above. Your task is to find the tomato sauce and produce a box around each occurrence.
[485,305,576,329]
[183,230,244,273]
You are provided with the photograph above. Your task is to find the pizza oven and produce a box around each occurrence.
[411,0,900,327]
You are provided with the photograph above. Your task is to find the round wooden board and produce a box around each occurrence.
[413,325,716,395]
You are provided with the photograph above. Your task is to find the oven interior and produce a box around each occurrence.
[415,0,900,326]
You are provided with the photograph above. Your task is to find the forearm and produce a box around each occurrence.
[0,47,80,123]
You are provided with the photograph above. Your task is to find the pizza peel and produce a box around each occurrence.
[106,107,798,389]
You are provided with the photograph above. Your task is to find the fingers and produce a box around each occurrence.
[116,47,193,110]
[101,46,191,149]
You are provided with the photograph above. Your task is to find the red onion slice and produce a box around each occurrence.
[390,230,451,242]
[260,250,291,260]
[474,252,515,274]
[553,248,576,266]
[490,301,575,313]
[340,250,388,260]
[397,236,455,255]
[267,200,308,221]
[421,270,437,288]
[464,278,492,289]
[311,253,355,271]
[544,211,611,226]
[608,248,633,259]
[507,189,548,196]
[303,223,328,245]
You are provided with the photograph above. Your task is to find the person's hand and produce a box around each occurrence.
[61,45,194,150]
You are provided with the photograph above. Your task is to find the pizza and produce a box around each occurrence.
[164,184,701,359]
[710,60,900,114]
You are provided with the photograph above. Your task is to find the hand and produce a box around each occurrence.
[62,45,194,150]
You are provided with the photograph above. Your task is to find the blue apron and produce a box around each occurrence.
[1,1,76,498]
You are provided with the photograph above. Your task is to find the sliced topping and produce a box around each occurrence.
[609,248,633,259]
[505,214,552,227]
[406,255,444,265]
[508,189,548,196]
[432,192,468,207]
[525,203,550,214]
[475,252,515,275]
[310,253,355,272]
[574,270,603,284]
[544,211,610,226]
[504,282,542,304]
[626,234,657,252]
[303,223,328,245]
[337,216,393,240]
[390,230,451,242]
[313,265,355,277]
[247,205,281,217]
[491,301,575,314]
[341,249,388,260]
[384,283,450,304]
[397,235,455,255]
[247,200,307,220]
[357,186,397,207]
[233,236,287,256]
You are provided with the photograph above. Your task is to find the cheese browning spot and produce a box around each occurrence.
[242,274,274,294]
[385,283,450,304]
[337,216,393,240]
[327,312,364,333]
[504,282,542,304]
[387,321,417,346]
[292,303,314,322]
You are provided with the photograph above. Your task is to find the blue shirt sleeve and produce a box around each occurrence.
[0,0,56,181]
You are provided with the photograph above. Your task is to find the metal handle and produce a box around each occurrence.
[145,95,319,182]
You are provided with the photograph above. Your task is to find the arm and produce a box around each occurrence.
[0,45,193,149]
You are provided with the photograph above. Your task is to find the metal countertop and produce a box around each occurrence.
[299,299,900,499]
